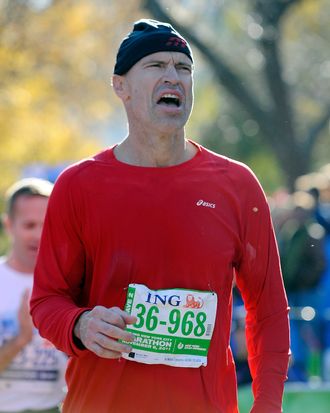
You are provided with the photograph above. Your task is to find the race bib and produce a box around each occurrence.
[121,284,217,368]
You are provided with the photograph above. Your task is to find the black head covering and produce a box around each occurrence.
[114,19,193,75]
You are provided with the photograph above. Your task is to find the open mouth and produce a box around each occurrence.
[157,94,181,107]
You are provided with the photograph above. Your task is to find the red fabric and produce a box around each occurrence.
[31,142,290,413]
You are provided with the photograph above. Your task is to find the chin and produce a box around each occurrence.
[157,119,187,133]
[27,252,38,264]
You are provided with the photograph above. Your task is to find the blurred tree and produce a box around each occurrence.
[1,0,329,211]
[143,0,330,192]
[0,0,148,254]
[0,0,142,205]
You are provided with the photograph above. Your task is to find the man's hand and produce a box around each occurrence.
[17,289,34,346]
[0,289,34,372]
[73,306,137,358]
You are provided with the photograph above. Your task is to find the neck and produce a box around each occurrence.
[6,253,34,275]
[114,132,196,167]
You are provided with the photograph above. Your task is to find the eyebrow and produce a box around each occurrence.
[143,59,193,68]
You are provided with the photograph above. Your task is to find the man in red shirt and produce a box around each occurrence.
[31,19,290,412]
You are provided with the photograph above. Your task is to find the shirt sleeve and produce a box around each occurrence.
[30,166,90,357]
[233,165,290,413]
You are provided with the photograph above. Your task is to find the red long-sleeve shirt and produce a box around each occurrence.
[31,142,290,413]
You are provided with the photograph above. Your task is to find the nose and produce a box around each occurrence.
[33,224,44,243]
[162,64,180,84]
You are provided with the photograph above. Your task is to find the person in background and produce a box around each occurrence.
[31,19,290,413]
[0,178,67,413]
[312,167,330,381]
[278,188,326,381]
[230,289,252,386]
[276,168,330,382]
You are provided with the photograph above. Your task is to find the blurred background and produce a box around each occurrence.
[1,0,330,411]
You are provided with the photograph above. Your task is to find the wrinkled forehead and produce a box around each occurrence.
[139,51,193,66]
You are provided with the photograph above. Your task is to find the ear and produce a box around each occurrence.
[2,213,13,236]
[112,74,129,101]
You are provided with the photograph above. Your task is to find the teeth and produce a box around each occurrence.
[162,94,178,99]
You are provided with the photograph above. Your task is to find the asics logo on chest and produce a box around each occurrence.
[196,199,216,209]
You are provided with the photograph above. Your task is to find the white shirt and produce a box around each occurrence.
[0,258,67,411]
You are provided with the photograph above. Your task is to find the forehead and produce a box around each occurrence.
[139,51,192,65]
[11,195,48,219]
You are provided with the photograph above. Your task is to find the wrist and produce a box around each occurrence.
[12,333,31,350]
[73,311,90,349]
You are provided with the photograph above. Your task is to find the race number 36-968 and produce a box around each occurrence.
[121,284,218,368]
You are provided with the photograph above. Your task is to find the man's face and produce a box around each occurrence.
[5,195,48,272]
[119,51,194,133]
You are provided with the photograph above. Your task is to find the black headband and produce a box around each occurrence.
[114,19,193,75]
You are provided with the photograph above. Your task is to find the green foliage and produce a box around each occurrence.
[0,226,9,257]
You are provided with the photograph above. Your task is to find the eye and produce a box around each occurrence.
[24,222,36,230]
[146,62,162,68]
[177,64,192,73]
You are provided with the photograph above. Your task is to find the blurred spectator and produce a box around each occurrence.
[275,168,330,382]
[231,165,330,384]
[279,190,326,294]
[312,167,330,381]
[0,178,67,413]
[231,290,252,386]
